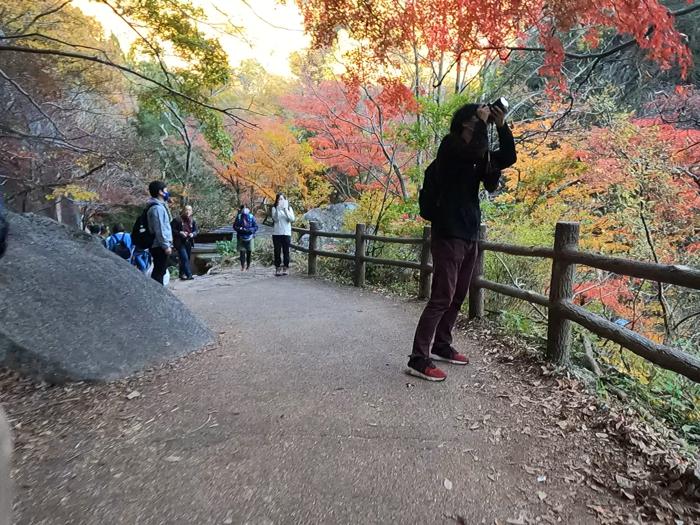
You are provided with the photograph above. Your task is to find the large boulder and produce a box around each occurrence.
[0,408,10,525]
[302,202,358,233]
[300,202,358,248]
[0,213,213,383]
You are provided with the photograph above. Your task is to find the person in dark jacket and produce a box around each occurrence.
[171,205,198,280]
[146,180,174,285]
[407,103,516,382]
[233,205,258,271]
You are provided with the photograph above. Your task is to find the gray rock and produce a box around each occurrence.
[302,202,357,233]
[300,202,358,248]
[0,408,10,525]
[0,213,213,383]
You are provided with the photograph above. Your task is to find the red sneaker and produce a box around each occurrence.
[432,346,469,365]
[406,358,447,382]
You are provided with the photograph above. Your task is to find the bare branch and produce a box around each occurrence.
[0,44,254,126]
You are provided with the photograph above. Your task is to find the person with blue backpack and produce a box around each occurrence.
[233,204,258,271]
[104,223,133,260]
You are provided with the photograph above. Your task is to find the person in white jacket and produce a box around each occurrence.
[271,193,295,276]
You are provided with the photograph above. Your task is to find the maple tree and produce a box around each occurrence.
[216,120,322,209]
[284,78,418,202]
[488,114,699,350]
[289,0,695,91]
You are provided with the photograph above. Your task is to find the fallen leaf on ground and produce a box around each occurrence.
[164,455,182,463]
[444,478,453,490]
[126,390,141,400]
[615,474,633,489]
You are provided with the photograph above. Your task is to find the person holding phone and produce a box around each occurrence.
[271,193,295,276]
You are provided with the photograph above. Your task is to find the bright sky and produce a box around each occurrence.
[73,0,310,77]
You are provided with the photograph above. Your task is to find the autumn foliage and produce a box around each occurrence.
[291,0,693,89]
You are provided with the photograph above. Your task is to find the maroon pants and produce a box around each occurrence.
[411,237,479,359]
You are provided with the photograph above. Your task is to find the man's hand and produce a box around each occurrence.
[491,106,506,127]
[165,247,172,255]
[476,105,490,123]
[180,231,187,238]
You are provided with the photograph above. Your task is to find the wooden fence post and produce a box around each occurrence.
[354,223,367,287]
[546,221,580,365]
[308,221,319,276]
[418,226,432,299]
[469,224,487,318]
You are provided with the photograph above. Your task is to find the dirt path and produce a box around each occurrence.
[5,267,695,524]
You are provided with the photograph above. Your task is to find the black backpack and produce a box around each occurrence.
[131,203,157,250]
[111,233,131,260]
[418,160,442,221]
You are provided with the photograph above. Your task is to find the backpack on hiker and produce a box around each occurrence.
[110,233,131,260]
[131,203,157,250]
[418,160,441,221]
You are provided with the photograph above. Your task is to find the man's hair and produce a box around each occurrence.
[88,224,101,235]
[148,180,167,198]
[112,223,125,233]
[449,103,480,135]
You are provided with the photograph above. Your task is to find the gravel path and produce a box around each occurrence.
[7,267,687,524]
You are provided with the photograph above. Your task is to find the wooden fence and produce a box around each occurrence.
[290,220,700,382]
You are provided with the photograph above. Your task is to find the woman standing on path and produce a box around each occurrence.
[271,193,295,276]
[233,204,258,271]
[171,205,198,280]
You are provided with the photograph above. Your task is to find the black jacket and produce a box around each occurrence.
[432,122,516,241]
[170,217,198,250]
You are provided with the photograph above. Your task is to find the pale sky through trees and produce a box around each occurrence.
[74,0,310,77]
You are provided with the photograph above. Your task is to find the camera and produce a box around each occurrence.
[488,97,509,123]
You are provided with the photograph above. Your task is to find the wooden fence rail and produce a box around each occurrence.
[290,223,433,297]
[288,220,700,382]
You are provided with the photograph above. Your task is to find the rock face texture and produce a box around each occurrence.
[0,408,9,525]
[299,202,358,248]
[0,213,213,383]
[302,202,358,233]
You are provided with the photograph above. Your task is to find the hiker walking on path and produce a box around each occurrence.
[145,181,173,285]
[233,205,258,271]
[271,193,295,276]
[407,103,516,382]
[171,205,198,281]
[105,224,133,261]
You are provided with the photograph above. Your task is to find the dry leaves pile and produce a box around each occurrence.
[462,319,700,524]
